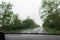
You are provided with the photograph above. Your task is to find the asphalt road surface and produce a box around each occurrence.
[5,34,60,40]
[5,27,60,40]
[21,27,47,33]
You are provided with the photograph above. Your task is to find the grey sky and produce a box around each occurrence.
[0,0,43,26]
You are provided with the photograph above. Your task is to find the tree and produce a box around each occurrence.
[0,2,13,31]
[22,17,39,29]
[0,2,40,33]
[13,14,21,26]
[12,14,22,30]
[0,2,22,31]
[41,0,60,30]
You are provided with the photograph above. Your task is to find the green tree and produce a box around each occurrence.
[12,14,22,30]
[41,0,59,19]
[41,0,60,34]
[0,2,22,31]
[22,17,39,29]
[0,2,13,31]
[13,14,21,26]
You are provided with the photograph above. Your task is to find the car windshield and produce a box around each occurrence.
[0,0,60,34]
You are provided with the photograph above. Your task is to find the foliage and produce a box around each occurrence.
[0,2,40,33]
[43,13,60,29]
[0,2,22,31]
[22,17,39,29]
[0,2,13,30]
[41,0,60,34]
[41,0,60,19]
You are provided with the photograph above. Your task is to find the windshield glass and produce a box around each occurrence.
[0,0,60,34]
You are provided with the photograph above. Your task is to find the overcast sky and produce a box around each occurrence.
[0,0,43,26]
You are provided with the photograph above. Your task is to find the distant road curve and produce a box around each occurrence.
[21,27,47,33]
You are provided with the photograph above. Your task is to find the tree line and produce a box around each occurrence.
[0,2,39,32]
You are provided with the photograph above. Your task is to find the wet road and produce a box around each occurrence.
[21,27,47,33]
[5,34,60,40]
[5,27,60,40]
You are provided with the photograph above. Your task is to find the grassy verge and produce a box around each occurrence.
[0,26,39,33]
[43,27,60,34]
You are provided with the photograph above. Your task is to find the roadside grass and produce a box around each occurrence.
[0,26,39,33]
[43,27,60,34]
